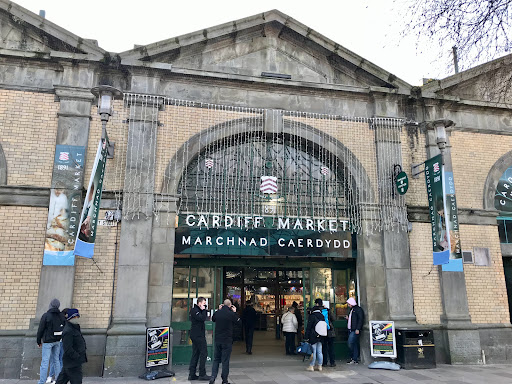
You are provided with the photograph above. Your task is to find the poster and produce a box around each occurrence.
[441,171,463,271]
[369,320,396,358]
[146,327,170,368]
[43,145,86,266]
[74,136,109,258]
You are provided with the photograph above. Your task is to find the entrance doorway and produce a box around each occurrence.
[170,257,356,364]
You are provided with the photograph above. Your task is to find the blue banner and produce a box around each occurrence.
[43,145,86,266]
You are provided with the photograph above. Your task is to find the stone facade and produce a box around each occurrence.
[1,2,512,378]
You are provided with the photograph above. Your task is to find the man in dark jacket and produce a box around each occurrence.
[188,297,211,381]
[241,303,257,354]
[321,305,336,367]
[37,298,65,384]
[346,297,364,364]
[209,299,240,384]
[56,308,87,384]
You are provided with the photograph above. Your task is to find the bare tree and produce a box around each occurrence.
[401,0,512,103]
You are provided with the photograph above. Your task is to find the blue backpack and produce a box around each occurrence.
[321,308,331,330]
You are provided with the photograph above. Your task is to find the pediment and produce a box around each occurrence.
[120,10,410,92]
[0,1,105,58]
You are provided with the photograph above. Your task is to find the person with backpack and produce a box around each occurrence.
[346,297,364,364]
[37,299,66,384]
[304,298,327,371]
[321,305,336,367]
[47,308,69,384]
[281,306,298,355]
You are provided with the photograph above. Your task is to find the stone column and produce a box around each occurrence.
[22,86,94,379]
[104,100,159,376]
[425,123,482,364]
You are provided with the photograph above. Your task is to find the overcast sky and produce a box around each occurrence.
[13,0,459,86]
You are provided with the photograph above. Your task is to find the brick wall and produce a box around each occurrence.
[451,131,512,210]
[460,224,510,323]
[409,222,443,324]
[0,206,46,330]
[72,210,119,329]
[0,90,58,187]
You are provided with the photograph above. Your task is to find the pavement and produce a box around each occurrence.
[3,362,512,384]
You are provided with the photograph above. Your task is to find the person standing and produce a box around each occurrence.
[281,306,298,355]
[241,303,257,355]
[304,299,325,371]
[48,309,69,384]
[209,299,240,384]
[321,305,336,367]
[346,297,364,364]
[37,299,65,384]
[55,309,87,384]
[188,297,211,381]
[292,301,302,343]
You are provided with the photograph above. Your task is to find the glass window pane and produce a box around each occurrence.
[172,267,190,322]
[311,268,333,304]
[498,220,507,243]
[506,220,512,244]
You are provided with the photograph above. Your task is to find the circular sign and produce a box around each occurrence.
[395,171,409,195]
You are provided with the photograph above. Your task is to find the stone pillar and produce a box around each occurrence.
[104,100,159,376]
[22,86,94,379]
[425,121,482,364]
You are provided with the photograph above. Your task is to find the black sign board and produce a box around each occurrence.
[145,327,169,368]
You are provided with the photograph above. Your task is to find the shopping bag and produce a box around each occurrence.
[296,341,312,356]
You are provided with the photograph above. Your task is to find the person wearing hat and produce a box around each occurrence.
[37,299,66,384]
[345,297,364,364]
[55,309,87,384]
[304,298,326,371]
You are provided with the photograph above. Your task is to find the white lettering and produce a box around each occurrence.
[227,237,235,246]
[216,237,223,246]
[293,219,303,230]
[197,215,208,227]
[329,220,337,232]
[288,239,295,247]
[278,218,290,229]
[254,216,263,228]
[194,237,203,245]
[225,216,233,228]
[182,236,191,245]
[324,239,331,248]
[334,240,341,248]
[316,239,323,247]
[343,240,350,248]
[239,237,246,246]
[260,238,267,247]
[297,239,303,247]
[212,215,220,228]
[306,219,314,230]
[186,215,195,226]
[317,220,325,231]
[278,238,285,246]
[206,237,212,246]
[249,238,257,246]
[307,239,313,247]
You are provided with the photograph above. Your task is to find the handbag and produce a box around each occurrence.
[296,341,313,356]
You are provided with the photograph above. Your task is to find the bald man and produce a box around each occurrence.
[209,299,240,384]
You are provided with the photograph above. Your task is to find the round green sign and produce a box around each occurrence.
[395,171,409,195]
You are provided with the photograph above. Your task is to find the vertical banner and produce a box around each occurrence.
[441,171,463,271]
[74,136,108,258]
[43,145,86,266]
[369,321,397,358]
[425,154,450,266]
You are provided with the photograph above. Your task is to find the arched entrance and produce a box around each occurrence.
[167,114,373,364]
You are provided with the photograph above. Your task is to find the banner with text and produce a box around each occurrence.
[175,214,355,257]
[74,136,108,258]
[425,155,450,266]
[441,171,463,271]
[43,145,86,266]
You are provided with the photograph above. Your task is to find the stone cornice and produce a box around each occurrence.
[408,205,499,226]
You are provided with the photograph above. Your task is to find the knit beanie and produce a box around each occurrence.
[66,308,80,320]
[49,298,60,309]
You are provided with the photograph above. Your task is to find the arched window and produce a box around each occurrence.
[495,165,512,243]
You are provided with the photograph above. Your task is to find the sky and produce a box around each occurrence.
[12,0,459,86]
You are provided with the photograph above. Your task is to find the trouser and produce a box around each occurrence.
[310,341,323,367]
[244,325,254,352]
[284,332,296,354]
[38,341,62,384]
[348,330,360,362]
[321,337,335,365]
[55,365,83,384]
[49,341,64,377]
[189,337,207,377]
[210,342,232,383]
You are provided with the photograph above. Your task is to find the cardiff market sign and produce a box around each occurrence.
[175,214,355,258]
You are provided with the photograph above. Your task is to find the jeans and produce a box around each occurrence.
[210,342,232,383]
[56,365,83,384]
[49,342,64,378]
[38,341,61,384]
[284,332,296,354]
[348,330,360,362]
[322,337,335,365]
[189,337,207,377]
[310,342,323,367]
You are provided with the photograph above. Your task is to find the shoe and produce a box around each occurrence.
[306,365,314,371]
[188,374,199,380]
[314,365,322,371]
[46,377,53,384]
[330,363,336,367]
[198,376,211,381]
[347,359,359,364]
